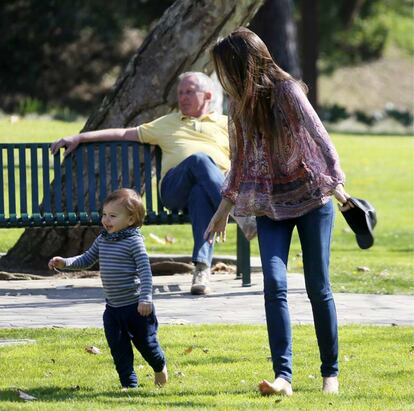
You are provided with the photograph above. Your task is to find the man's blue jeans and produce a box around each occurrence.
[160,153,224,266]
[256,200,338,383]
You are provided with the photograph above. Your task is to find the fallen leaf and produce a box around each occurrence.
[85,346,101,355]
[357,266,370,272]
[165,235,176,244]
[202,348,209,353]
[17,390,37,401]
[174,371,185,377]
[184,346,193,354]
[308,374,315,379]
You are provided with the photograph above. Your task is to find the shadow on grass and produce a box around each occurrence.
[0,385,263,408]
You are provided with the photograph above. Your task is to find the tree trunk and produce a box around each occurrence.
[249,0,301,79]
[300,0,319,108]
[0,0,263,274]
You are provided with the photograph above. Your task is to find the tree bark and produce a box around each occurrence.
[249,0,301,79]
[300,0,319,108]
[0,0,263,274]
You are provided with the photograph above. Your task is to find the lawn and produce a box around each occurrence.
[0,118,413,295]
[0,325,413,410]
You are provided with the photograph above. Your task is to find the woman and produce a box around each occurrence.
[205,27,352,396]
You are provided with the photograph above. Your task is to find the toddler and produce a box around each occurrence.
[49,188,167,388]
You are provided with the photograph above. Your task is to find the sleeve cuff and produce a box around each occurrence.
[136,126,143,143]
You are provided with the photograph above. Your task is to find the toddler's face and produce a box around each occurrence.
[102,201,133,234]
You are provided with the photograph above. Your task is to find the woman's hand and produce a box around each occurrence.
[50,135,81,156]
[332,184,353,211]
[138,302,153,317]
[48,257,65,270]
[204,199,233,244]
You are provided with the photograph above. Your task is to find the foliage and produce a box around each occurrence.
[0,0,174,114]
[0,326,413,410]
[316,0,414,73]
[319,103,413,127]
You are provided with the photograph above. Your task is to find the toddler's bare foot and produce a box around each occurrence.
[154,365,168,386]
[258,377,293,396]
[322,376,339,394]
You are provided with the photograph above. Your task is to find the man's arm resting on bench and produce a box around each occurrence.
[50,128,138,156]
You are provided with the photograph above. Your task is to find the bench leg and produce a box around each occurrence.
[236,226,251,287]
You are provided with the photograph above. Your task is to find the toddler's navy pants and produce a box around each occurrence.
[103,302,166,388]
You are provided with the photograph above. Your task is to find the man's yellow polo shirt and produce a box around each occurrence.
[136,112,230,181]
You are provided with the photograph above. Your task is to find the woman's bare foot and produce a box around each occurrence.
[154,365,168,386]
[258,377,293,396]
[322,376,339,394]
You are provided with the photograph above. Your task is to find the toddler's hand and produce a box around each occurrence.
[48,257,65,270]
[138,302,153,317]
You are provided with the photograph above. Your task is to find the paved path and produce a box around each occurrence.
[1,272,413,328]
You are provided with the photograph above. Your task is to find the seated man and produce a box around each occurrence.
[51,71,255,295]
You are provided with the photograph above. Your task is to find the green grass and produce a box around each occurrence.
[0,119,413,295]
[0,325,413,410]
[0,117,85,143]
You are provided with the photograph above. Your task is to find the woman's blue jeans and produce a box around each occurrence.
[160,153,224,266]
[256,200,338,383]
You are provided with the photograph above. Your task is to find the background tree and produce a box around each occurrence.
[0,0,174,114]
[249,0,301,79]
[0,0,264,273]
[299,0,318,107]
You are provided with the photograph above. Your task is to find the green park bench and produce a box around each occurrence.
[0,141,251,286]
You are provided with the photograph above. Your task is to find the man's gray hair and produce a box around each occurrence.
[178,71,223,113]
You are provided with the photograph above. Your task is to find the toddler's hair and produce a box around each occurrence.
[103,188,145,228]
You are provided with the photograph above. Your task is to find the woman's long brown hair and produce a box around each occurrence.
[212,27,306,141]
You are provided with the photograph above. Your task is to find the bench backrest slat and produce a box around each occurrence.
[0,150,4,216]
[76,149,85,212]
[42,146,51,213]
[30,146,40,214]
[132,144,141,193]
[87,145,96,212]
[110,143,118,192]
[144,145,153,215]
[7,147,16,216]
[121,143,129,187]
[19,147,27,215]
[98,144,107,205]
[64,154,73,213]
